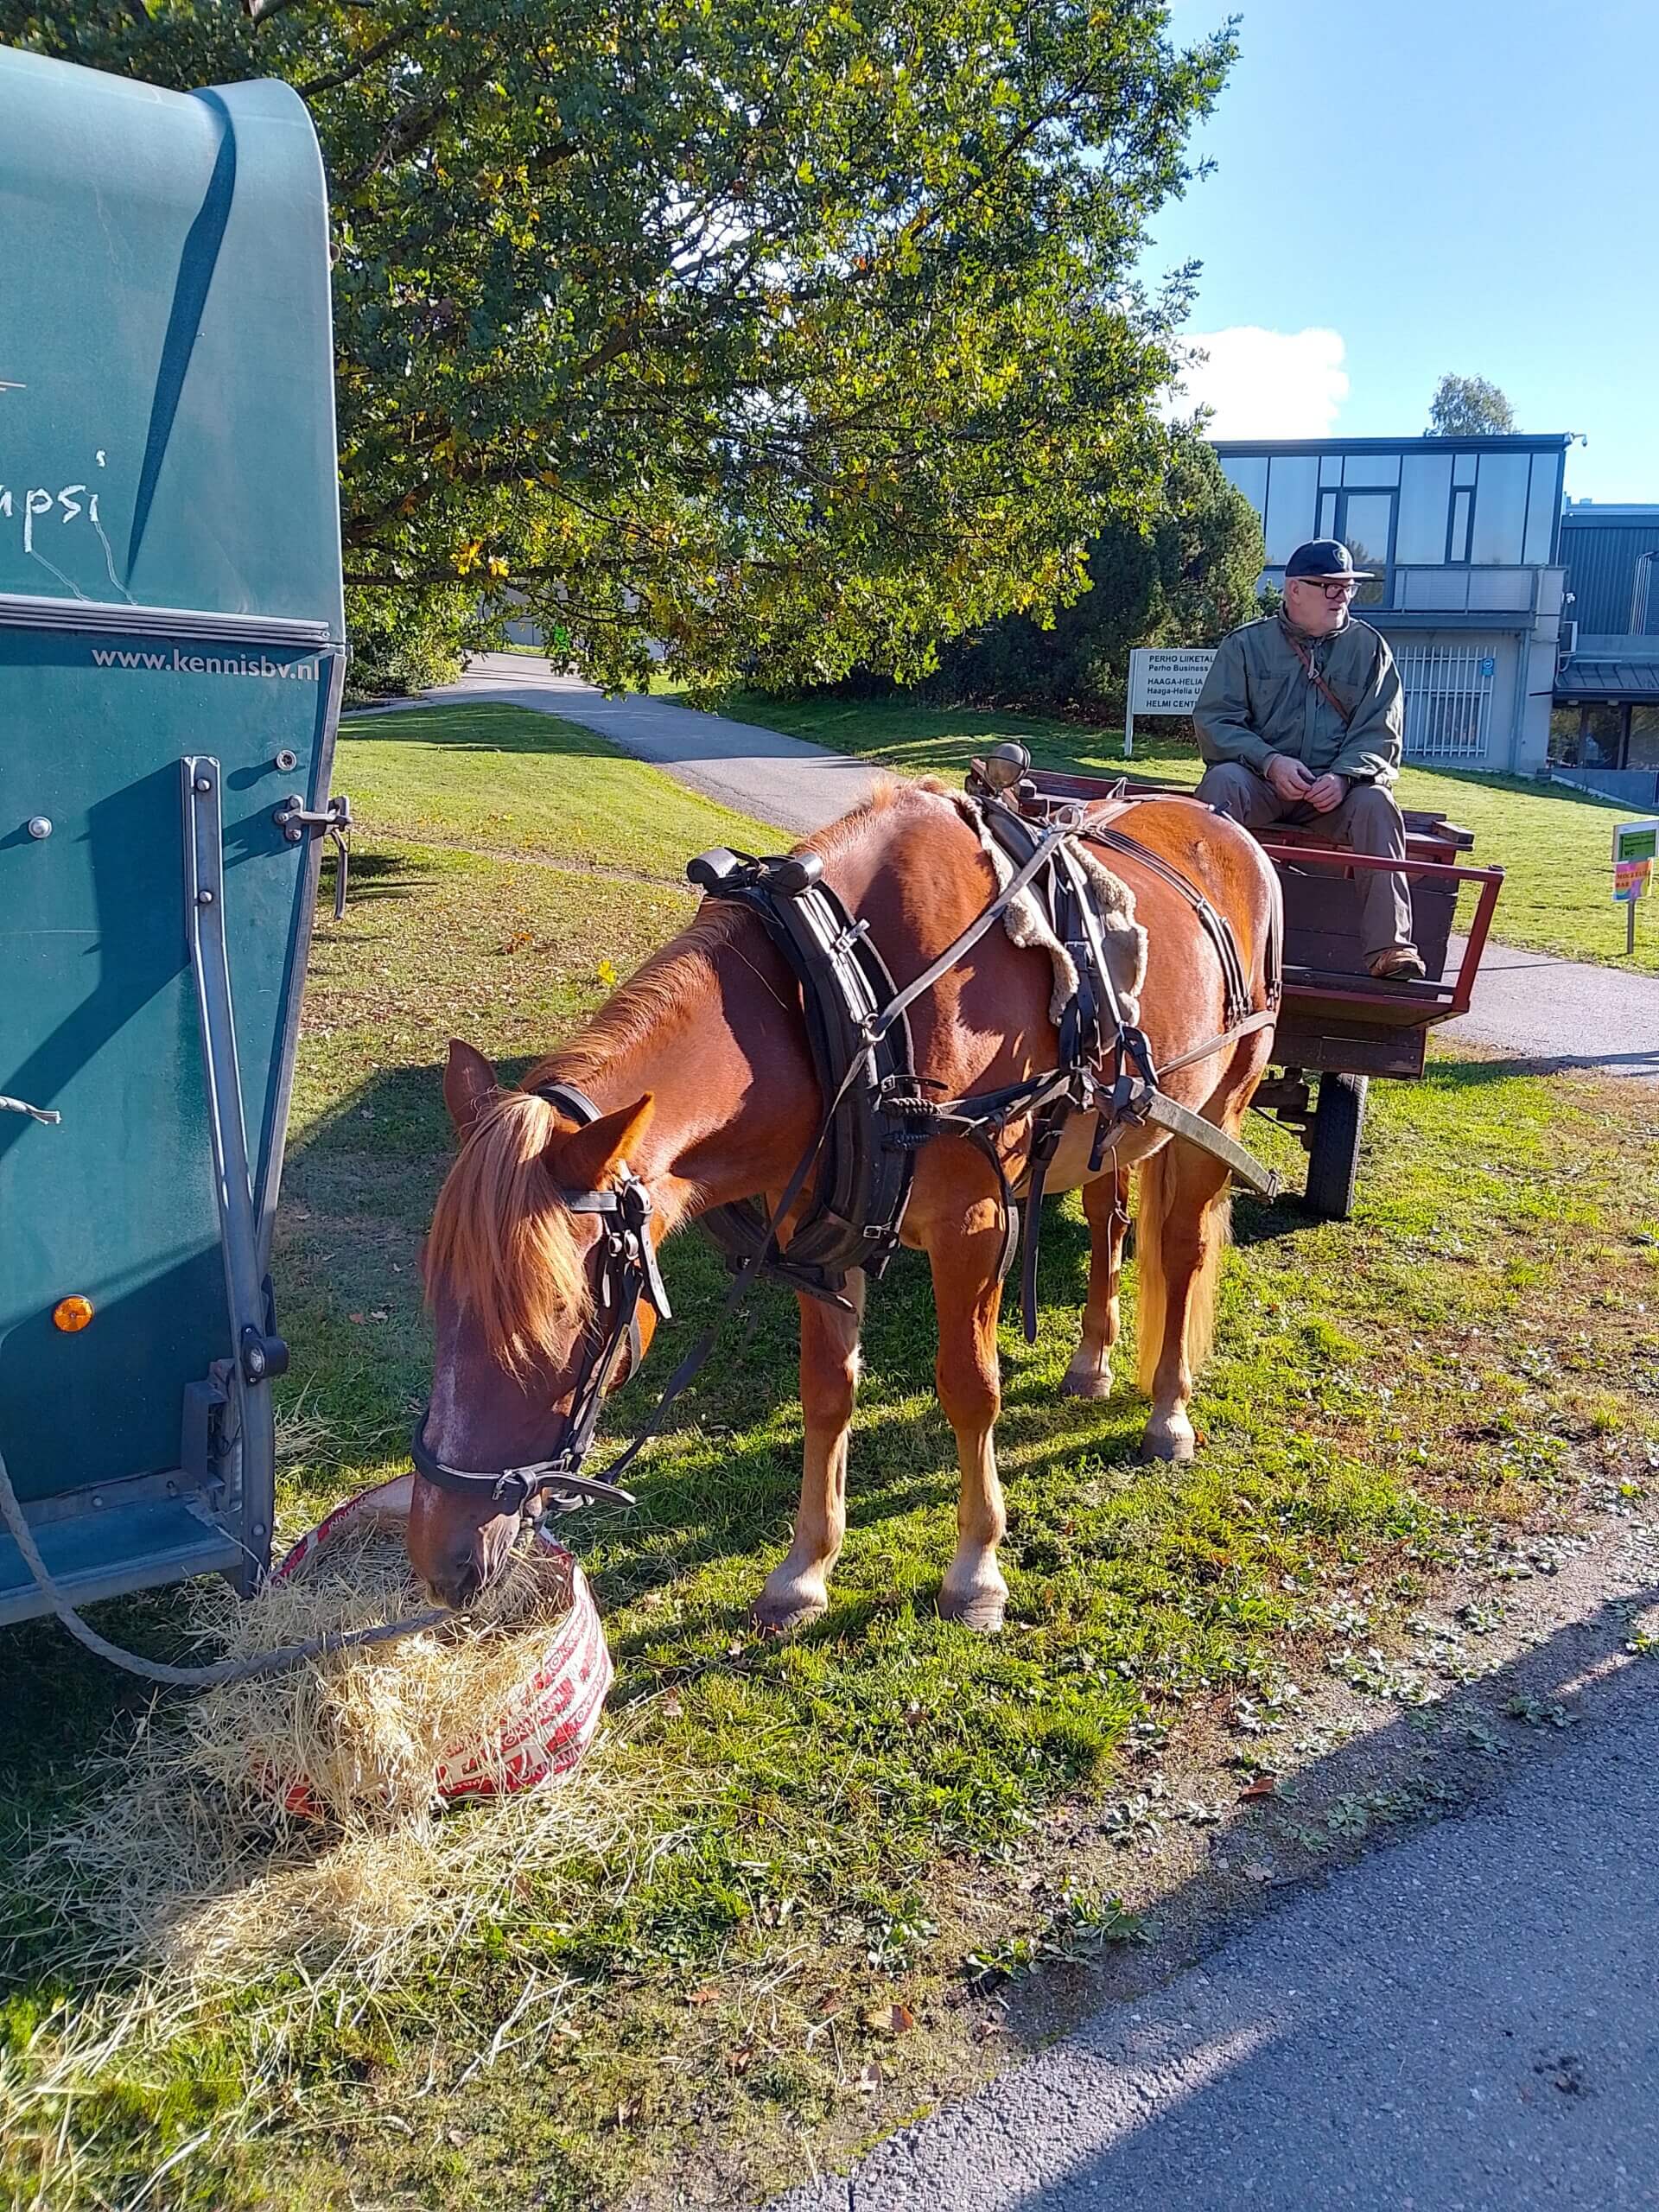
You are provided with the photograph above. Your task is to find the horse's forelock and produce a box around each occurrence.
[423,1090,594,1376]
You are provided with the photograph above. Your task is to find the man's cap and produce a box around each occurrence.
[1285,537,1372,581]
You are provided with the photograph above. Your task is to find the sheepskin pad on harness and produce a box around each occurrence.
[942,790,1148,1028]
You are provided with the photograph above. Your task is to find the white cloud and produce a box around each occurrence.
[1167,327,1350,440]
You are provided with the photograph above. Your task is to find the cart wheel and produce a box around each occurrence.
[1304,1073,1368,1220]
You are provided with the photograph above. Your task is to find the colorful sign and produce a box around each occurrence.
[1613,819,1659,903]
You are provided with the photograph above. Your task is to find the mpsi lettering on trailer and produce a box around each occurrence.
[1,476,104,551]
[89,646,323,680]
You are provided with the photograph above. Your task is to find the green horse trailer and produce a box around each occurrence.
[0,50,347,1624]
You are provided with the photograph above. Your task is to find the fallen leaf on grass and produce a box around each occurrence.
[687,1987,719,2007]
[727,2044,754,2077]
[890,2003,915,2035]
[1239,1775,1277,1802]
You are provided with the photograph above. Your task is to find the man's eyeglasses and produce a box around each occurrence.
[1294,578,1359,602]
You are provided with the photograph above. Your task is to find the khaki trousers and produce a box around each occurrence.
[1196,762,1415,963]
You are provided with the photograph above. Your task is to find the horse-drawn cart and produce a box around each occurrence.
[0,51,345,1624]
[1022,769,1504,1219]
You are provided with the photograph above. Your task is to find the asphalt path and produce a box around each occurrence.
[1441,938,1659,1078]
[775,1640,1659,2211]
[409,652,882,834]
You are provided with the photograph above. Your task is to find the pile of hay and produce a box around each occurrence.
[186,1520,575,1827]
[19,1504,634,2005]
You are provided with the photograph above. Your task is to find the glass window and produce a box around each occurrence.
[1628,704,1659,770]
[1523,452,1560,565]
[1318,488,1339,537]
[1319,454,1344,486]
[1580,703,1624,767]
[1219,454,1268,516]
[1344,452,1401,486]
[1452,451,1478,486]
[1471,451,1530,563]
[1449,486,1474,562]
[1341,493,1394,604]
[1548,706,1582,766]
[1396,454,1453,564]
[1263,455,1319,563]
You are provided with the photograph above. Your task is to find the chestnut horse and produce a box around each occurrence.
[409,779,1279,1632]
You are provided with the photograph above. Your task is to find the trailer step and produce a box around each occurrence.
[0,1495,239,1629]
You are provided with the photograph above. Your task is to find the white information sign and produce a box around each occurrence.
[1123,646,1217,758]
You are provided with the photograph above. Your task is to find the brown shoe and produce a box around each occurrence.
[1369,946,1427,982]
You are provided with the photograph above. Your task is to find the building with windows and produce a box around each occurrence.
[1550,500,1659,794]
[1212,434,1571,777]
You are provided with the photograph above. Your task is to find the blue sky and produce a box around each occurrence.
[1147,1,1657,500]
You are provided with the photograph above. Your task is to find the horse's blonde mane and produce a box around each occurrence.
[423,1090,593,1377]
[426,779,922,1372]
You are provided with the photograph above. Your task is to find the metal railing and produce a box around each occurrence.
[1396,645,1496,763]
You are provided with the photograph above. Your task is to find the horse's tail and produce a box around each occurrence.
[1135,1144,1233,1398]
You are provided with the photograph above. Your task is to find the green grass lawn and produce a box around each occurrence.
[335,702,772,882]
[724,691,1652,976]
[4,706,1656,2210]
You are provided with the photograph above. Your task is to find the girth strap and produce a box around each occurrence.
[1083,822,1255,1029]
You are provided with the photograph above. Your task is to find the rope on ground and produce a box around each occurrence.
[0,1447,449,1690]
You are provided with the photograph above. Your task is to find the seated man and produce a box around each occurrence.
[1192,538,1424,981]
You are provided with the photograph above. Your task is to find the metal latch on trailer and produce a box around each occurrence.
[273,791,353,918]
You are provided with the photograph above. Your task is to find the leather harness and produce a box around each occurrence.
[410,772,1281,1521]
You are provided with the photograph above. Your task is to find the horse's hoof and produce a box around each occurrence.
[1138,1415,1195,1464]
[753,1577,828,1635]
[938,1570,1008,1635]
[1063,1358,1113,1401]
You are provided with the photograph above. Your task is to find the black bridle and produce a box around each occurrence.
[410,1082,672,1516]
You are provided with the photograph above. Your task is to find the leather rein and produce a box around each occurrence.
[411,781,1281,1522]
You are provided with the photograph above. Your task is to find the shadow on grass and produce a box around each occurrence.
[334,849,440,903]
[1431,1050,1659,1083]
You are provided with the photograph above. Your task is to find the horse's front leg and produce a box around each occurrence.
[755,1272,866,1632]
[1064,1164,1132,1400]
[1136,1140,1232,1463]
[928,1213,1011,1634]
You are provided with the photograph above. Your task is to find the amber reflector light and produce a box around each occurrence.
[52,1296,94,1333]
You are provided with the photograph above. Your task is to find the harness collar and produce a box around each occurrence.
[409,1079,669,1516]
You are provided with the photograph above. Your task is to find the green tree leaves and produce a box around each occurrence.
[1427,373,1516,438]
[6,0,1233,694]
[930,435,1264,706]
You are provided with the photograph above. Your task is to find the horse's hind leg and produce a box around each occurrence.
[1135,1140,1233,1463]
[755,1273,866,1632]
[1065,1165,1132,1400]
[928,1214,1011,1633]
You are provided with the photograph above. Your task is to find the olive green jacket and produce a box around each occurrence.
[1192,612,1403,788]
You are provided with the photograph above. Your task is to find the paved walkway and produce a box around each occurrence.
[414,652,881,835]
[1442,938,1659,1078]
[374,655,1659,1076]
[776,1594,1659,2212]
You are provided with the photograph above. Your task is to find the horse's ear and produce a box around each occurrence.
[443,1039,499,1138]
[552,1094,655,1191]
